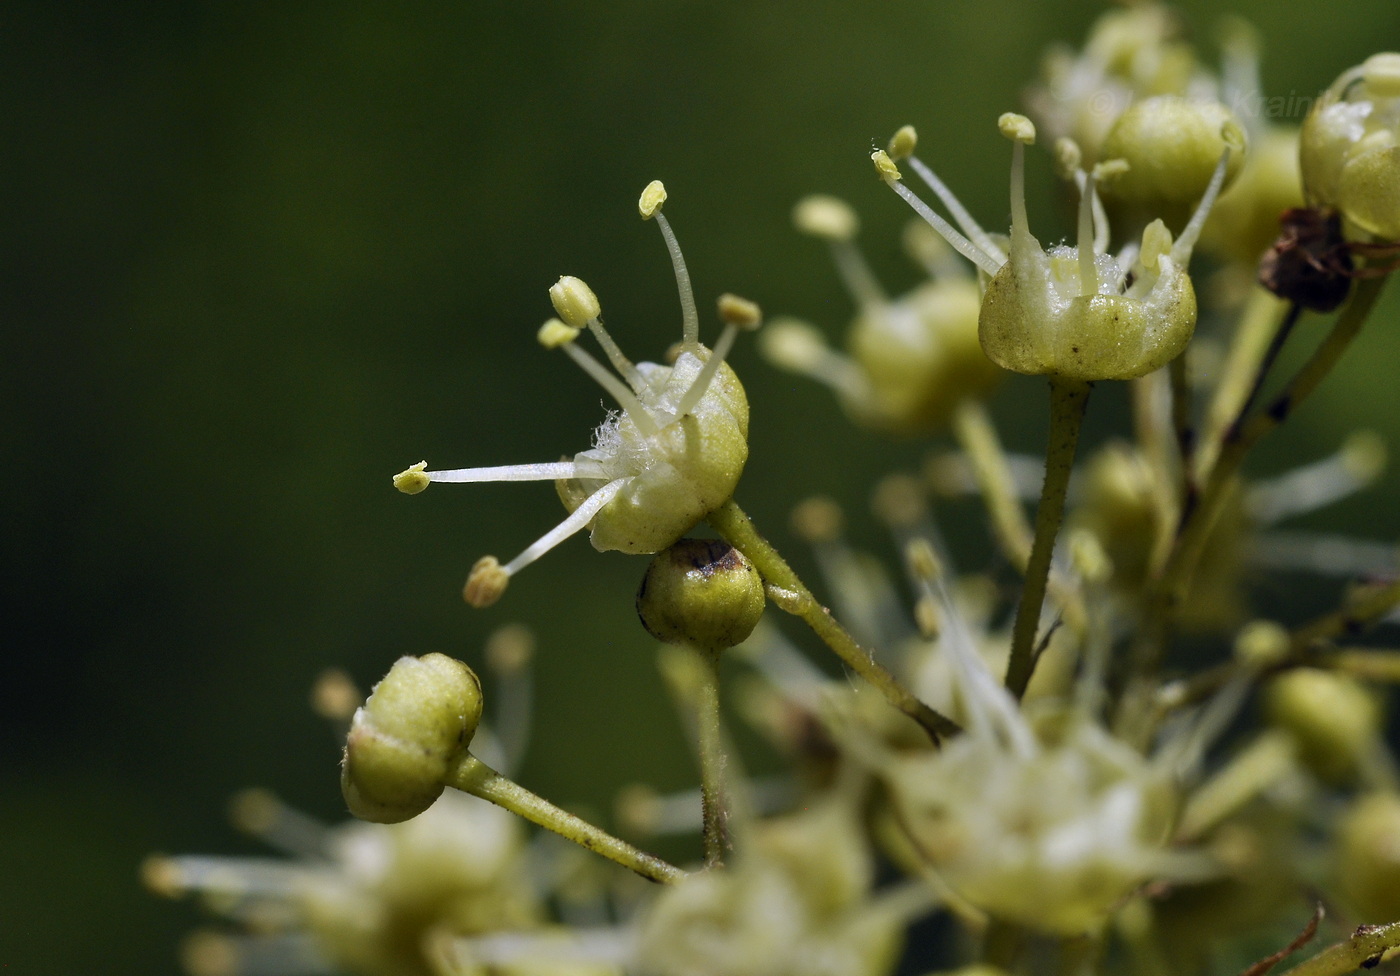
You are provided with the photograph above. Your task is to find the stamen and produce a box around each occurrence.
[873,151,1003,277]
[141,855,305,900]
[560,342,662,436]
[1250,531,1400,577]
[653,211,700,347]
[420,460,583,484]
[484,623,536,777]
[904,538,1036,757]
[830,239,888,307]
[1247,431,1387,525]
[758,318,874,404]
[1171,144,1234,265]
[228,789,330,861]
[585,318,646,393]
[181,930,334,976]
[1077,168,1099,295]
[501,477,628,576]
[906,155,1008,266]
[672,324,738,419]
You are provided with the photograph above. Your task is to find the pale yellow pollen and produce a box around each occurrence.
[1139,219,1173,273]
[310,667,361,721]
[1054,137,1083,179]
[393,461,431,495]
[639,179,668,219]
[871,149,902,182]
[485,623,536,673]
[792,194,859,241]
[790,495,844,544]
[1093,158,1130,183]
[228,788,280,835]
[537,318,581,349]
[548,275,601,328]
[905,538,942,583]
[139,855,186,898]
[464,555,510,608]
[914,595,941,640]
[1067,529,1112,584]
[998,112,1036,145]
[888,124,918,161]
[872,473,926,529]
[717,292,762,330]
[1342,430,1387,483]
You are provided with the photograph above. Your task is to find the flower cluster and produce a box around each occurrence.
[152,7,1400,976]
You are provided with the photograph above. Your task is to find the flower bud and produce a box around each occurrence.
[636,539,765,652]
[1301,53,1400,243]
[1336,791,1400,921]
[1263,667,1382,783]
[1099,95,1247,230]
[341,653,483,824]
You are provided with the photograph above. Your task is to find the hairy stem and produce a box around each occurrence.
[447,753,687,885]
[691,646,729,868]
[1005,377,1092,699]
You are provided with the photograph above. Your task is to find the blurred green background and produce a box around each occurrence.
[6,1,1400,972]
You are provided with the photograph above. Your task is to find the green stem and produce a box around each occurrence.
[1274,921,1400,976]
[446,753,687,885]
[706,498,960,742]
[691,646,729,868]
[1005,377,1091,699]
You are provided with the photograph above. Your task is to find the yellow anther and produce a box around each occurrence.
[1093,158,1130,183]
[998,112,1036,145]
[717,293,762,330]
[913,595,941,640]
[1342,430,1387,483]
[1054,138,1083,180]
[537,317,581,349]
[871,149,902,182]
[1067,529,1112,585]
[393,461,431,495]
[792,194,859,241]
[548,275,601,328]
[790,496,844,544]
[888,124,918,161]
[1139,219,1173,273]
[639,179,668,219]
[905,538,942,582]
[464,556,510,608]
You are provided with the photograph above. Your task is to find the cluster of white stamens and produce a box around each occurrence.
[395,182,756,607]
[873,115,1234,381]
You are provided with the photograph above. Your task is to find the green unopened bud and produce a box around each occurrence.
[636,539,765,653]
[1337,791,1400,921]
[1264,667,1382,783]
[548,275,601,328]
[1100,96,1246,230]
[341,653,483,823]
[1302,53,1400,242]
